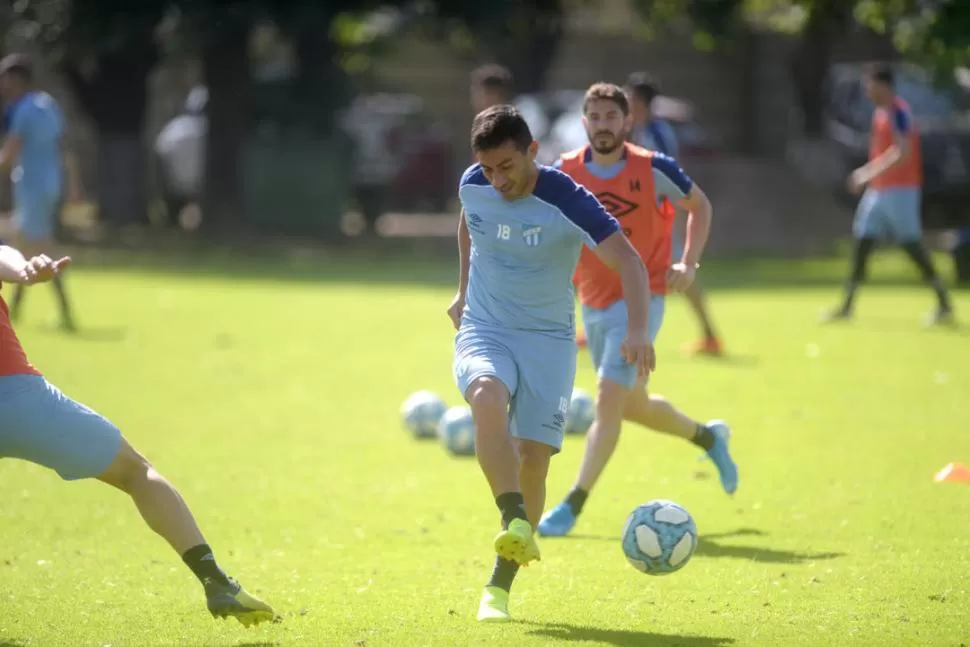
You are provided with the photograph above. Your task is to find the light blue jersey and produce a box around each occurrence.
[454,163,620,451]
[458,164,620,338]
[5,91,64,240]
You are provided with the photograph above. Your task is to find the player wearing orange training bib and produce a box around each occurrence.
[825,64,953,325]
[538,83,739,538]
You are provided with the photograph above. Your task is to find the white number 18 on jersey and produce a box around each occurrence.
[497,224,511,240]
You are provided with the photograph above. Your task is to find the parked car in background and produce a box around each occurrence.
[342,93,454,223]
[514,90,723,166]
[824,62,970,230]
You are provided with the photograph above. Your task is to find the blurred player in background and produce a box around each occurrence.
[0,54,78,331]
[470,63,514,115]
[0,242,274,626]
[448,105,652,622]
[625,71,724,355]
[826,64,954,325]
[539,83,738,539]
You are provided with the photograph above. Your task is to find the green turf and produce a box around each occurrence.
[1,250,969,647]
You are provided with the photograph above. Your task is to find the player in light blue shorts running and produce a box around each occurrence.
[0,241,274,626]
[449,105,653,622]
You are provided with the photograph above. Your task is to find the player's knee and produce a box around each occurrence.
[596,377,629,416]
[97,437,154,493]
[466,377,509,416]
[517,440,552,476]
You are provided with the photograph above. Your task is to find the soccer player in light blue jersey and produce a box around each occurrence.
[447,105,654,622]
[0,54,78,331]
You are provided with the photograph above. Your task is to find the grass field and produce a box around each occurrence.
[1,248,969,647]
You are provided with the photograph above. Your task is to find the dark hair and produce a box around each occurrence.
[471,63,514,100]
[471,105,533,153]
[867,63,894,88]
[0,53,33,83]
[625,71,659,104]
[584,82,629,115]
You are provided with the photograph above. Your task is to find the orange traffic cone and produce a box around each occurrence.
[934,462,970,483]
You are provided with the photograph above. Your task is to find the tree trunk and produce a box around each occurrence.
[201,11,251,233]
[64,50,155,227]
[788,0,851,137]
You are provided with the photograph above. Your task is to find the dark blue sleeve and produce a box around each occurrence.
[892,106,911,135]
[535,168,620,245]
[651,153,693,195]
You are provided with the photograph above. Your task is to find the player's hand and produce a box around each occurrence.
[621,328,656,379]
[447,291,465,330]
[667,262,696,293]
[846,170,866,195]
[20,255,71,285]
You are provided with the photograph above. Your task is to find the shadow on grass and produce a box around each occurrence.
[33,323,128,342]
[566,528,844,565]
[0,640,29,647]
[520,620,735,647]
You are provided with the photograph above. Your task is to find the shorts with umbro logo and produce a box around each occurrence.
[453,321,576,453]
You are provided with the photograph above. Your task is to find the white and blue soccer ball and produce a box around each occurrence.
[565,388,595,435]
[437,405,476,456]
[401,390,447,439]
[622,500,698,575]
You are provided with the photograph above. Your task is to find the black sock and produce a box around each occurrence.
[182,544,231,587]
[495,492,528,530]
[901,241,952,310]
[843,237,877,311]
[487,556,520,592]
[51,275,75,328]
[691,424,715,451]
[565,487,589,516]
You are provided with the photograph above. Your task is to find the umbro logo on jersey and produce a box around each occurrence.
[596,192,638,219]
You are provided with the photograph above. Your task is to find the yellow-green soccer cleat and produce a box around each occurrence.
[493,518,541,566]
[205,577,276,627]
[477,585,511,622]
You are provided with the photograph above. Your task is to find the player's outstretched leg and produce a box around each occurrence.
[539,377,627,537]
[0,376,274,626]
[825,237,877,322]
[97,438,275,626]
[899,240,955,325]
[622,388,739,494]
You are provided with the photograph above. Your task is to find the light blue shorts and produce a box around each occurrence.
[853,187,922,243]
[0,374,122,480]
[454,323,576,453]
[13,190,60,241]
[582,295,666,389]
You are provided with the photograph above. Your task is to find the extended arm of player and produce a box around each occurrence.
[594,232,650,335]
[853,107,912,186]
[0,245,29,282]
[456,209,471,297]
[677,184,713,268]
[0,244,70,285]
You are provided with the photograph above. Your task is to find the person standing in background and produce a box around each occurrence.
[625,71,725,356]
[0,54,80,332]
